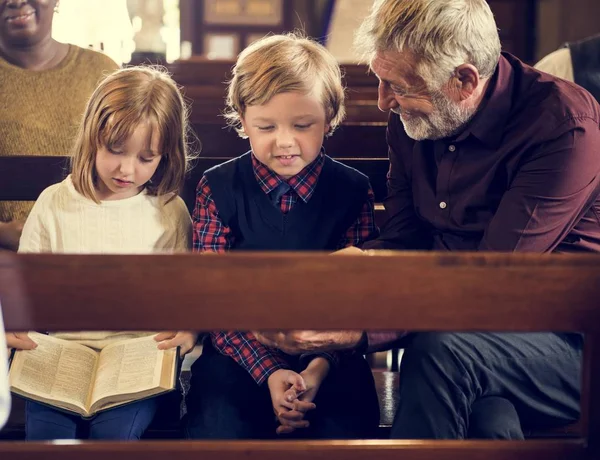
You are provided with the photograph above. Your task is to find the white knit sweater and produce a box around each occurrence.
[19,175,191,254]
[18,175,192,348]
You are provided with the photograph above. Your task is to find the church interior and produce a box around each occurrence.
[0,1,599,459]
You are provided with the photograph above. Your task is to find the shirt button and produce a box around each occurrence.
[448,145,456,152]
[439,201,447,209]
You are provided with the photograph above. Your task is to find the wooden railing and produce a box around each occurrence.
[168,59,387,125]
[0,251,598,459]
[0,154,390,224]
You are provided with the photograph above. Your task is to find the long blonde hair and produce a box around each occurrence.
[70,66,192,203]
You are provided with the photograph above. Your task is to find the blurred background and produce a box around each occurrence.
[51,0,600,66]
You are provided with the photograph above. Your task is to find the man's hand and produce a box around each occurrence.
[277,357,330,435]
[253,330,364,355]
[155,331,198,357]
[0,220,24,251]
[6,332,37,350]
[331,246,365,255]
[267,369,315,434]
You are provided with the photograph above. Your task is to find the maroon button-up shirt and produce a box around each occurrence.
[363,52,600,351]
[364,53,600,254]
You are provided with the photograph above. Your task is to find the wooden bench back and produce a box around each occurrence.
[0,252,598,459]
[192,123,389,158]
[169,59,387,125]
[0,154,390,208]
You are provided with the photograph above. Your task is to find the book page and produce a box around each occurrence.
[90,335,165,405]
[9,332,98,412]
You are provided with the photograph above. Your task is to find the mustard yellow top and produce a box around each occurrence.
[0,45,118,221]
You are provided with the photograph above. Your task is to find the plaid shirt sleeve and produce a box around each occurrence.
[192,175,233,253]
[211,331,290,385]
[337,186,379,249]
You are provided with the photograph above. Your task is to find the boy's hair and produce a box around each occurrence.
[224,33,346,137]
[71,66,193,203]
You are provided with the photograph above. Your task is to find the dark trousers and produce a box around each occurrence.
[25,398,159,440]
[185,341,380,439]
[391,332,582,439]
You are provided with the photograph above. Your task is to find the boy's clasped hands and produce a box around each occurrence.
[267,356,330,435]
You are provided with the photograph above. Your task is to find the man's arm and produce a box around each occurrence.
[479,118,600,252]
[362,114,432,250]
[253,330,406,354]
[364,331,407,353]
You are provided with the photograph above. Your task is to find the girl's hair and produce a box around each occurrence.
[70,66,193,203]
[224,32,346,137]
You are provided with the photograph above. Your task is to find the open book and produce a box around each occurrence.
[9,332,177,418]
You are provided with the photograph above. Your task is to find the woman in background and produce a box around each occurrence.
[0,0,119,250]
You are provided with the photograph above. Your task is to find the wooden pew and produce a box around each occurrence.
[192,123,388,158]
[168,59,387,125]
[0,252,598,460]
[0,155,390,225]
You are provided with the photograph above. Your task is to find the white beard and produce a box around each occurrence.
[395,90,475,141]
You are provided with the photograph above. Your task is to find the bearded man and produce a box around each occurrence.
[255,0,600,440]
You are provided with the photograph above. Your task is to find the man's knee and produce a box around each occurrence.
[468,396,524,440]
[407,332,468,354]
[401,332,468,373]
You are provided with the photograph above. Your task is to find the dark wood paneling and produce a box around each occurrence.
[169,59,387,125]
[1,252,599,332]
[488,0,537,62]
[0,153,389,208]
[183,0,295,56]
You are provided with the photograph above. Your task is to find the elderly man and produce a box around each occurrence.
[256,0,600,440]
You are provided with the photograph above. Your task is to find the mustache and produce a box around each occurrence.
[391,107,413,117]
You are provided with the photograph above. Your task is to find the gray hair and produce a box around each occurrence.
[355,0,501,88]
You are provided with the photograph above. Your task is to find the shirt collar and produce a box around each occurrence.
[252,151,325,203]
[454,53,514,148]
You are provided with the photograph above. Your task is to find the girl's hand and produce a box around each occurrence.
[155,331,197,356]
[6,332,37,350]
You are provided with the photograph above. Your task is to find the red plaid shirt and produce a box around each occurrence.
[194,152,378,384]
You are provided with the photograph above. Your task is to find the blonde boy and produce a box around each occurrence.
[187,34,379,439]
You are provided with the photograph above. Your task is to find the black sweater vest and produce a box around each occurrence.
[567,34,600,102]
[204,152,370,251]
